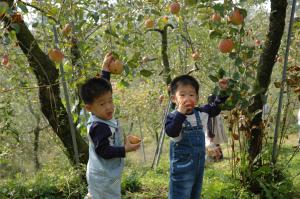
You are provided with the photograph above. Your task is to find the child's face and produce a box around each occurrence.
[85,91,114,120]
[172,84,198,113]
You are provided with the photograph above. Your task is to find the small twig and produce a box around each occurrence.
[20,0,59,24]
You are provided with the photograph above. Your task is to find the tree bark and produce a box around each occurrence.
[5,1,88,165]
[248,0,287,163]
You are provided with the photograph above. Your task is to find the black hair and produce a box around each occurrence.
[169,75,199,95]
[80,77,112,104]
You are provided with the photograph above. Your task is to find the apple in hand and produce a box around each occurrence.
[127,135,141,144]
[108,59,124,75]
[185,99,196,110]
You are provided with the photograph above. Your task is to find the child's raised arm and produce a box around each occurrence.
[100,52,114,81]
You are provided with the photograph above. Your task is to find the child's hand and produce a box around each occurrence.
[124,135,141,152]
[102,52,114,72]
[178,100,195,114]
[218,78,229,91]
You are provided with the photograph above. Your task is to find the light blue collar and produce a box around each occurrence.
[88,114,118,128]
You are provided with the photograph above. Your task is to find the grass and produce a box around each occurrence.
[121,133,300,198]
[1,133,299,198]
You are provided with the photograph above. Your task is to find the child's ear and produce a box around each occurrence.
[170,95,177,103]
[85,104,92,112]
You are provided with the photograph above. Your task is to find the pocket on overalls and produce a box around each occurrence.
[171,148,194,175]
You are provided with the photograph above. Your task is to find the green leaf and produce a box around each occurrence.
[240,83,250,91]
[208,75,219,82]
[32,22,39,28]
[239,8,247,19]
[140,69,153,77]
[129,52,141,63]
[17,2,28,13]
[124,64,130,76]
[212,4,224,16]
[209,30,222,39]
[217,68,226,79]
[229,52,237,59]
[150,9,161,16]
[117,79,129,88]
[185,0,197,6]
[10,23,20,33]
[91,13,99,23]
[233,72,240,80]
[105,28,119,38]
[234,57,243,66]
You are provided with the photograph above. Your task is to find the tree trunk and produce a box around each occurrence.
[5,0,88,165]
[248,0,287,163]
[247,0,287,193]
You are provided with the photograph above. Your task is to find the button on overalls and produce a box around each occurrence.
[169,110,206,199]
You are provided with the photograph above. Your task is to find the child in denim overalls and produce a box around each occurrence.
[80,53,140,199]
[165,75,228,199]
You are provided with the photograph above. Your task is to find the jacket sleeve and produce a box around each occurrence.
[101,70,111,82]
[196,95,228,117]
[165,111,186,138]
[89,122,125,159]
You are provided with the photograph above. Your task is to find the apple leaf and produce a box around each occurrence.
[150,9,160,16]
[140,69,153,77]
[212,3,225,16]
[10,23,20,34]
[208,75,219,82]
[117,79,129,88]
[234,57,243,66]
[239,8,247,18]
[17,2,28,13]
[209,30,222,39]
[233,72,240,80]
[217,68,226,79]
[32,22,39,28]
[105,29,119,38]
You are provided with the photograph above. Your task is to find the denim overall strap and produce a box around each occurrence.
[194,110,202,129]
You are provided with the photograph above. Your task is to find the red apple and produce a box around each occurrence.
[228,8,244,25]
[145,19,154,29]
[170,2,180,15]
[109,59,124,75]
[61,23,72,36]
[161,16,169,24]
[48,49,64,63]
[192,52,200,61]
[211,13,221,22]
[1,54,9,66]
[255,39,261,46]
[218,39,234,53]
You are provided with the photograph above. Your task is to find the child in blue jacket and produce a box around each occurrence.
[165,75,228,199]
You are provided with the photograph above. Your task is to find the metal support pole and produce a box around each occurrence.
[272,0,296,164]
[52,25,80,166]
[152,99,172,169]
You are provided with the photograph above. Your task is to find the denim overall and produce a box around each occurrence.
[86,115,124,199]
[169,110,206,199]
